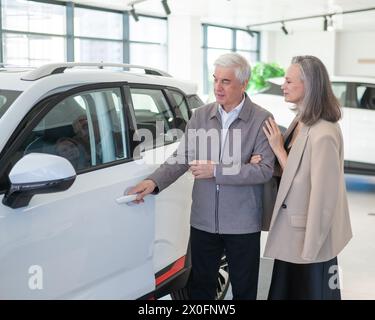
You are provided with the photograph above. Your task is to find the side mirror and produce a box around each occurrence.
[2,153,76,209]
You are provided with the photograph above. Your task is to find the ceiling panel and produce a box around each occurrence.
[56,0,375,31]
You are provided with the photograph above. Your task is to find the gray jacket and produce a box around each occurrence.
[148,94,275,234]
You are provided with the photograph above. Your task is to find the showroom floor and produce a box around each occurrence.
[224,173,375,300]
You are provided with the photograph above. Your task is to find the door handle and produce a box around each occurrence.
[116,194,138,204]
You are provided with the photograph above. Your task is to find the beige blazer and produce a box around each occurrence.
[263,118,353,264]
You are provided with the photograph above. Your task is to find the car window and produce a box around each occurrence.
[130,88,181,148]
[331,83,347,107]
[170,91,190,125]
[356,85,375,110]
[260,81,283,96]
[0,89,22,119]
[19,87,128,171]
[187,94,204,110]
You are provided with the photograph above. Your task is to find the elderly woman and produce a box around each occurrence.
[262,55,352,300]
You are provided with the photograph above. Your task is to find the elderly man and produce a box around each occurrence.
[128,53,275,300]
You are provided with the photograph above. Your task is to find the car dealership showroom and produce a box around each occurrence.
[0,0,374,301]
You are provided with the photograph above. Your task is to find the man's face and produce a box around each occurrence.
[213,66,248,110]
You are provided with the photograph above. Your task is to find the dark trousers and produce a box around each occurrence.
[268,257,341,300]
[189,227,260,300]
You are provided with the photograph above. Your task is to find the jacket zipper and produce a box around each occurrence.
[214,116,239,234]
[215,184,220,233]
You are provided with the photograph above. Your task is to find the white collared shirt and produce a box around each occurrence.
[213,96,245,177]
[218,95,245,161]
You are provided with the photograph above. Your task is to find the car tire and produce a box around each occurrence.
[171,253,230,300]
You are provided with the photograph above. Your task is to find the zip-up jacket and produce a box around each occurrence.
[147,94,275,234]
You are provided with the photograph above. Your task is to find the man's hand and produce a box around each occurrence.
[249,154,262,164]
[126,179,156,204]
[189,160,215,179]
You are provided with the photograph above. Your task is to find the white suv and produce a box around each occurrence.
[0,63,228,299]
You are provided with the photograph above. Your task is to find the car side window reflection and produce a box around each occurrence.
[19,88,128,171]
[331,83,347,107]
[357,85,375,110]
[130,88,184,149]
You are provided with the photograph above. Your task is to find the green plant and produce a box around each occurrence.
[247,62,285,93]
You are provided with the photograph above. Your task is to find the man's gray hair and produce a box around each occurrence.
[214,53,251,84]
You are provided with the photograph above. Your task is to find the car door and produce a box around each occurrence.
[127,85,193,275]
[0,84,156,299]
[348,83,375,170]
[331,82,352,166]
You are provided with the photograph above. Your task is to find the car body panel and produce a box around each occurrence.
[0,65,195,299]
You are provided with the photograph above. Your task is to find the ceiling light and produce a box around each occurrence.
[327,16,334,32]
[161,0,171,15]
[130,5,139,22]
[323,16,328,31]
[281,22,288,35]
[246,28,255,38]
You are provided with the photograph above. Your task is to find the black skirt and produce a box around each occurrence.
[268,257,341,300]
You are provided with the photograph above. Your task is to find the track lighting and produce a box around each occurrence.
[247,7,375,33]
[246,28,255,38]
[161,0,171,15]
[323,16,328,31]
[281,22,288,35]
[327,16,334,32]
[130,5,139,22]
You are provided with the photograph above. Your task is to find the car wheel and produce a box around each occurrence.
[171,253,230,300]
[215,253,230,300]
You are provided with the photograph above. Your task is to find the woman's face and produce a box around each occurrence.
[281,64,305,106]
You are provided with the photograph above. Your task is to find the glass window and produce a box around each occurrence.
[130,88,178,148]
[20,88,128,171]
[236,30,258,51]
[207,26,232,49]
[1,0,66,35]
[203,25,260,96]
[130,16,167,44]
[237,50,258,66]
[74,39,123,63]
[187,94,204,110]
[357,85,375,110]
[3,33,66,66]
[74,7,123,40]
[170,91,189,123]
[130,43,167,71]
[0,89,22,119]
[331,83,347,107]
[206,48,231,99]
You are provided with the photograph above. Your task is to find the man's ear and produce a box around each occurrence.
[242,80,249,92]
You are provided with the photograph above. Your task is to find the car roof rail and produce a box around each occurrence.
[21,62,172,81]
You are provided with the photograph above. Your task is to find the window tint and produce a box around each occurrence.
[262,81,283,96]
[130,88,181,148]
[19,88,128,171]
[0,89,22,119]
[170,91,189,124]
[331,83,347,107]
[187,94,204,110]
[357,85,375,110]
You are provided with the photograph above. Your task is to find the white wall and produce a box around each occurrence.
[335,31,375,77]
[261,30,375,78]
[168,15,203,94]
[261,31,336,75]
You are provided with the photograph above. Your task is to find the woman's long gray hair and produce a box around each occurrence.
[292,55,341,126]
